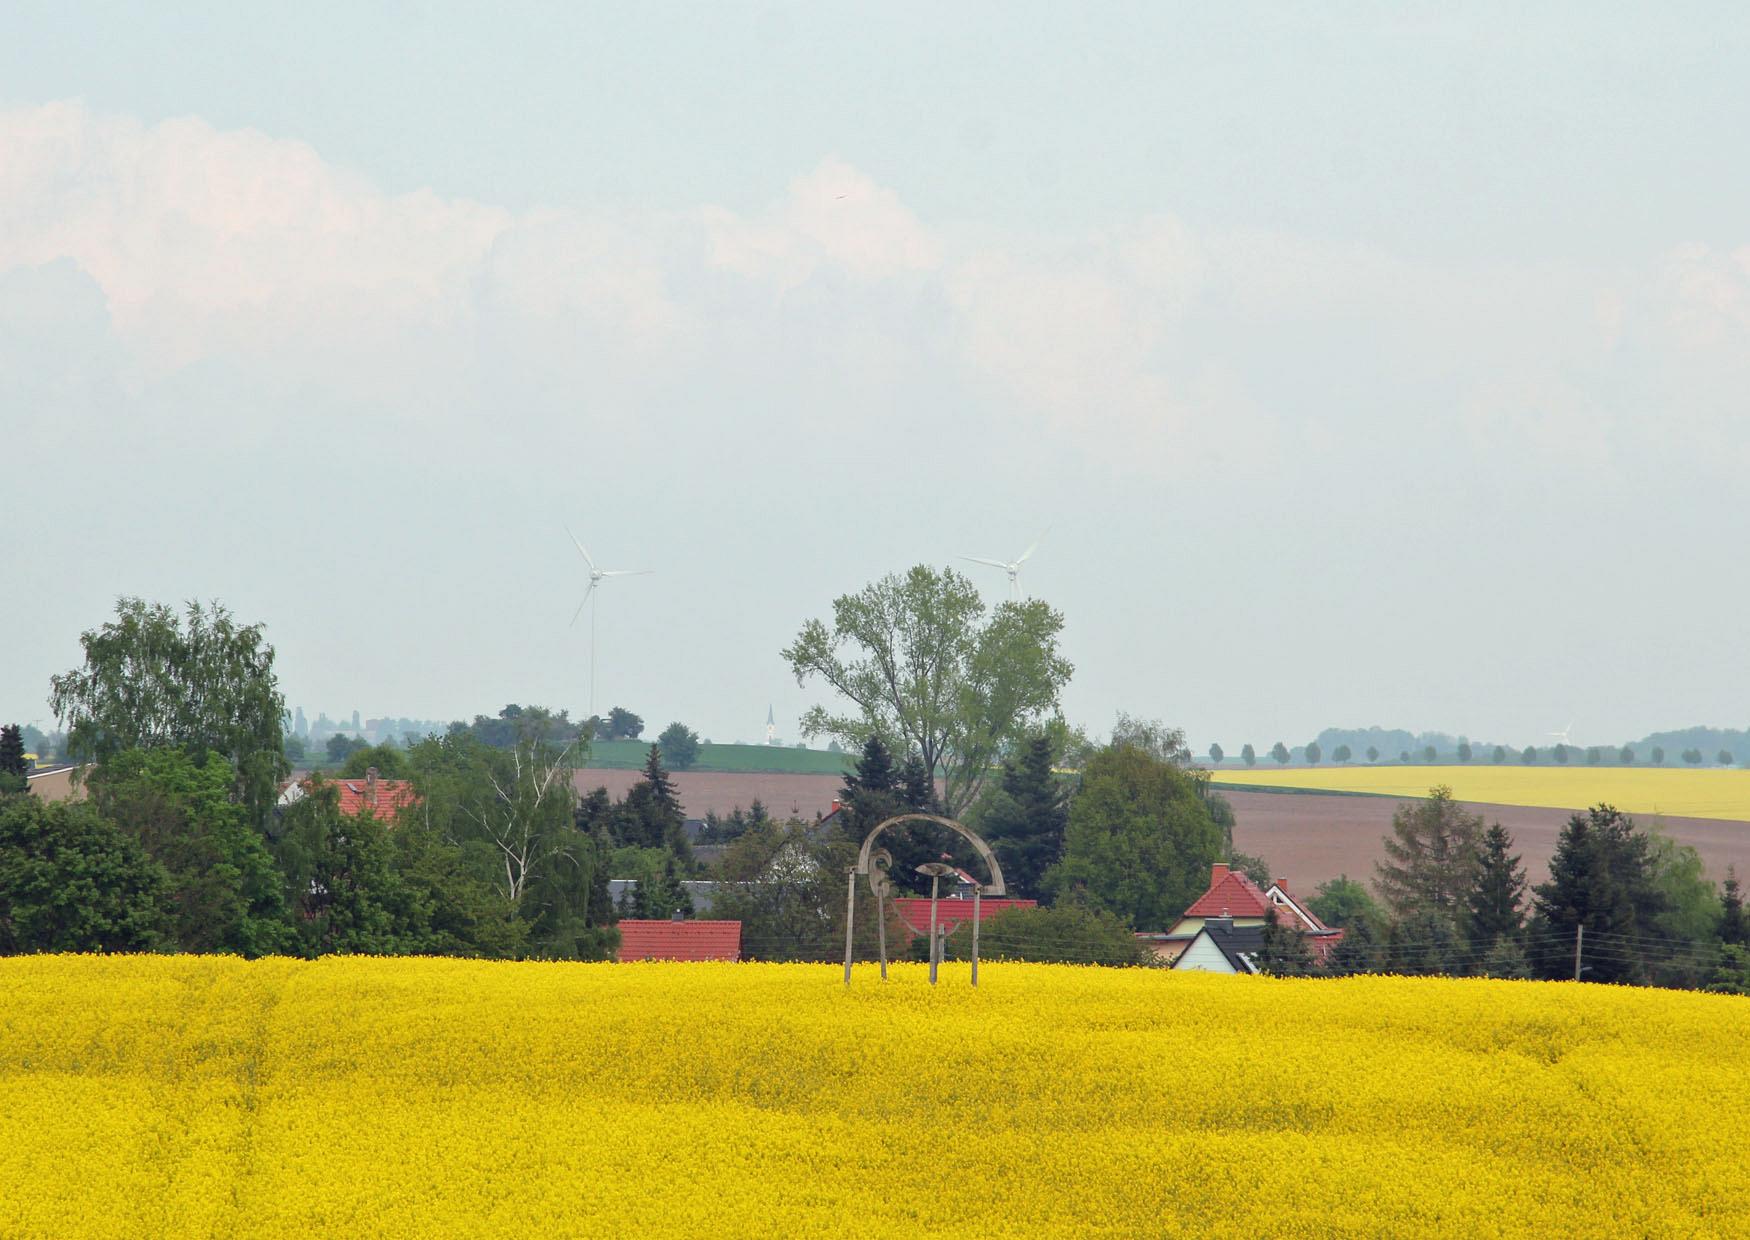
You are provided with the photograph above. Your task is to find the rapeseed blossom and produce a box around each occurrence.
[1,956,1746,1237]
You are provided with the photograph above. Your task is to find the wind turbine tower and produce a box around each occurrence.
[565,527,653,717]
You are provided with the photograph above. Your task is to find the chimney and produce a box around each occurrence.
[670,909,685,922]
[1210,863,1229,885]
[1208,915,1233,932]
[1275,877,1289,893]
[365,766,378,807]
[1219,906,1230,918]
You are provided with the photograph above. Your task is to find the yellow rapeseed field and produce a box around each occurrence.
[3,956,1748,1237]
[1210,763,1750,822]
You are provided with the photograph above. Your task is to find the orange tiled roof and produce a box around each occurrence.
[1183,864,1273,918]
[616,920,742,962]
[329,778,420,819]
[891,897,1037,937]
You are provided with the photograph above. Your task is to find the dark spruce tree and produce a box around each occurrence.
[978,734,1070,901]
[1466,823,1527,950]
[1531,805,1669,983]
[1255,904,1315,976]
[0,724,27,795]
[1720,868,1746,947]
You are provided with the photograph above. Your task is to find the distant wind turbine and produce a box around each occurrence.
[1549,722,1575,747]
[566,528,652,716]
[960,531,1047,600]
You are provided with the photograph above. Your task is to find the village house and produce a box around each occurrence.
[278,767,420,819]
[615,916,742,962]
[1144,862,1344,970]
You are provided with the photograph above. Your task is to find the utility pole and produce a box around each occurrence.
[1573,923,1584,982]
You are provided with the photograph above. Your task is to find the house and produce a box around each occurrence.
[1144,863,1343,965]
[891,893,1037,938]
[1173,916,1264,974]
[279,767,419,819]
[608,879,721,916]
[615,918,742,962]
[24,764,82,803]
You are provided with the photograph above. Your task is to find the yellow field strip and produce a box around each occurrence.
[1210,764,1750,823]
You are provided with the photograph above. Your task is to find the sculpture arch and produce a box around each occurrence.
[843,812,1005,987]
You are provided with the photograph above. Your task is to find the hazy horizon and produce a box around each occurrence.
[5,5,1748,752]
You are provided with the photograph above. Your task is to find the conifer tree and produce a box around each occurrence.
[979,734,1070,900]
[1721,868,1746,947]
[1373,786,1483,923]
[1532,805,1668,983]
[1255,904,1315,975]
[1466,823,1527,948]
[0,724,27,795]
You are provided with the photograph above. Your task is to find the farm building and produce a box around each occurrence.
[1172,916,1264,974]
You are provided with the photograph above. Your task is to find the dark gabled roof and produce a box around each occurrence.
[1200,922,1265,973]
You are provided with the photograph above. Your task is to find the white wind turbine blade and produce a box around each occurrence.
[1014,529,1049,565]
[599,569,653,578]
[961,555,1011,570]
[565,526,597,573]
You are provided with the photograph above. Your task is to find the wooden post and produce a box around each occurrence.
[843,868,857,987]
[971,888,981,987]
[1573,923,1584,982]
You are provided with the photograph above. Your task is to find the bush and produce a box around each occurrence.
[937,902,1153,967]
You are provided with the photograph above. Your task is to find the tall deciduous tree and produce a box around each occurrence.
[1270,742,1290,765]
[1373,786,1483,924]
[782,565,1071,815]
[1242,743,1257,767]
[49,598,288,828]
[1044,735,1225,929]
[1465,823,1526,949]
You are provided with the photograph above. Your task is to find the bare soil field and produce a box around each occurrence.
[572,768,846,820]
[1226,788,1750,888]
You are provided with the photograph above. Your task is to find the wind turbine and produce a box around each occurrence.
[566,528,652,717]
[1549,722,1575,748]
[960,531,1047,600]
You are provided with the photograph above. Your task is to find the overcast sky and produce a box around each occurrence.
[3,3,1747,753]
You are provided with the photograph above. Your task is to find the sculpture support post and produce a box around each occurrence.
[843,868,857,987]
[971,887,981,988]
[876,890,888,980]
[928,875,940,985]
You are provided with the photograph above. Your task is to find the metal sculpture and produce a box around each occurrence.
[842,813,1006,987]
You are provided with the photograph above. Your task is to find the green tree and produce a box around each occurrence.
[1207,742,1224,766]
[710,819,883,962]
[1721,868,1747,947]
[783,565,1072,815]
[1255,905,1315,976]
[1465,823,1526,949]
[1651,746,1665,765]
[1241,743,1257,768]
[1,724,29,794]
[1333,744,1352,763]
[338,743,407,779]
[1683,748,1703,766]
[1373,787,1483,924]
[1228,850,1272,889]
[978,734,1070,902]
[1366,746,1380,763]
[1531,805,1670,984]
[1308,875,1384,933]
[1553,744,1569,765]
[1043,736,1225,929]
[612,746,694,864]
[1719,749,1735,766]
[603,707,643,740]
[1270,742,1290,765]
[1305,741,1323,765]
[49,598,289,829]
[1457,740,1473,763]
[1521,746,1538,764]
[1387,908,1464,975]
[1492,745,1507,764]
[0,795,172,952]
[1325,916,1387,975]
[658,722,701,771]
[1619,746,1634,764]
[1423,744,1437,763]
[1585,746,1601,766]
[326,733,369,764]
[937,902,1151,966]
[87,748,294,957]
[283,734,307,763]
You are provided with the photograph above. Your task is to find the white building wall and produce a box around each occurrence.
[1173,932,1239,973]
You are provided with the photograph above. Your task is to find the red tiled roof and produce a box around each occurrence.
[1182,864,1273,918]
[892,897,1037,937]
[616,920,742,962]
[331,778,420,819]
